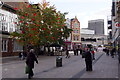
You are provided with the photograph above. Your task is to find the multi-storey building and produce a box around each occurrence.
[65,17,81,50]
[111,0,120,63]
[81,28,108,47]
[64,18,72,50]
[88,19,104,35]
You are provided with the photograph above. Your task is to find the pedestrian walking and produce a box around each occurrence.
[26,49,38,79]
[23,51,27,58]
[21,52,25,60]
[91,50,95,60]
[76,48,79,56]
[66,49,70,58]
[73,47,76,56]
[19,52,22,59]
[111,48,115,58]
[84,48,93,71]
[79,48,83,55]
[105,47,109,56]
[74,47,78,56]
[19,51,25,60]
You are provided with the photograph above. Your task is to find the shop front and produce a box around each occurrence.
[64,41,72,50]
[72,42,81,50]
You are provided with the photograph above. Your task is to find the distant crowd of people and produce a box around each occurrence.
[65,46,96,72]
[103,47,116,58]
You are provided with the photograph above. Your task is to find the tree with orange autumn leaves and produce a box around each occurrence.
[11,1,72,47]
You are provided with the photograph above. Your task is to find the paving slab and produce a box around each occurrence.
[1,52,119,80]
[80,53,118,78]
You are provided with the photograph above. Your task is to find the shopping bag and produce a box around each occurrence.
[25,65,30,74]
[82,52,85,58]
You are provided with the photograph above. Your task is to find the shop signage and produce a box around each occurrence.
[115,22,120,28]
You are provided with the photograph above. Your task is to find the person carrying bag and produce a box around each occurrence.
[25,65,30,74]
[26,49,38,79]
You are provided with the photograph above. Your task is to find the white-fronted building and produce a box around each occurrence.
[65,17,81,50]
[81,28,108,47]
[0,8,17,32]
[0,3,23,57]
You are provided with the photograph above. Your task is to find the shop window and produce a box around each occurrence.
[13,40,23,52]
[2,40,8,52]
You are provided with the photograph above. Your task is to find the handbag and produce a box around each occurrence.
[25,65,30,74]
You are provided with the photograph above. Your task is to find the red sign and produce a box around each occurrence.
[115,22,120,28]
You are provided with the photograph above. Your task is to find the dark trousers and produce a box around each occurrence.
[74,50,76,55]
[92,54,95,60]
[28,68,34,78]
[106,51,109,56]
[85,61,92,71]
[80,50,82,55]
[66,53,70,58]
[111,52,114,58]
[76,51,78,56]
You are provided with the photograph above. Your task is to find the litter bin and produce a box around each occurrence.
[56,56,62,67]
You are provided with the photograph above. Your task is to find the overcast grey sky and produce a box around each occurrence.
[29,0,112,35]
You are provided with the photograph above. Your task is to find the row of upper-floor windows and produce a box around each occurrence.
[0,12,17,32]
[73,30,79,33]
[73,35,79,41]
[0,13,17,22]
[0,22,15,32]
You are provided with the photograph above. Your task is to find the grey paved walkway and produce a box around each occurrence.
[1,51,119,79]
[80,53,118,78]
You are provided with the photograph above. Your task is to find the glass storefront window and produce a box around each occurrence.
[2,40,8,52]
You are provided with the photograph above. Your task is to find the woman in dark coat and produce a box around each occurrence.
[84,48,93,71]
[26,49,38,79]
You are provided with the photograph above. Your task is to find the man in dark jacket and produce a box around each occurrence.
[84,48,93,71]
[26,49,38,79]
